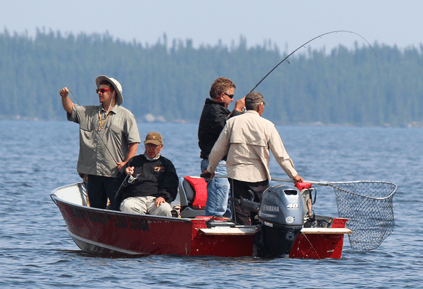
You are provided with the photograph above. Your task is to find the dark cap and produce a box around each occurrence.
[245,92,267,105]
[144,132,163,146]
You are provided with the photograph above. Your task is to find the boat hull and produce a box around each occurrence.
[51,183,350,259]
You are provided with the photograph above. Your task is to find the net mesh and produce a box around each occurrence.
[329,181,397,252]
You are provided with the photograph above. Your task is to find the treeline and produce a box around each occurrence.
[1,28,422,126]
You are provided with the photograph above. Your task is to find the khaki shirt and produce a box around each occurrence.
[68,104,140,177]
[208,110,298,182]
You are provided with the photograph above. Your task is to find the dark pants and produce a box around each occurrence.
[229,178,269,225]
[87,175,118,209]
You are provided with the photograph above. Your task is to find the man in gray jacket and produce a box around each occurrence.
[204,91,303,225]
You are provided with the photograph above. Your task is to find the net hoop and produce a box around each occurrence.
[329,181,397,252]
[327,181,397,200]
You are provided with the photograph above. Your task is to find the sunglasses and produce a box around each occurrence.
[96,88,114,94]
[224,92,234,99]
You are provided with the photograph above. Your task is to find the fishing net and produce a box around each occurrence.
[328,181,397,252]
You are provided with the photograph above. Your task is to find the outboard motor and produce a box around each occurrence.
[255,185,304,258]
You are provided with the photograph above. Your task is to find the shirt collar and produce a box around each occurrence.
[99,104,118,114]
[206,98,226,107]
[246,110,260,116]
[144,151,161,161]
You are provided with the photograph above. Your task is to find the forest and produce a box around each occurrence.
[1,28,422,127]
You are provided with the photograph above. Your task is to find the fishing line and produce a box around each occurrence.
[68,90,81,105]
[68,89,119,165]
[250,30,377,92]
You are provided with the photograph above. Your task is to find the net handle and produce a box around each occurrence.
[272,178,398,200]
[271,178,330,186]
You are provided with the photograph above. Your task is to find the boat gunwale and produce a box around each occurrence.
[51,184,193,224]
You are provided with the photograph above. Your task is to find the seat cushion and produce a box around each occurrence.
[183,176,207,209]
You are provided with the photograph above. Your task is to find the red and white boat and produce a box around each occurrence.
[51,177,352,259]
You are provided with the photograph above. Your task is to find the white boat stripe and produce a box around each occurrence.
[67,228,144,255]
[199,227,352,235]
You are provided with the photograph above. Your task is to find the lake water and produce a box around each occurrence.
[0,120,422,288]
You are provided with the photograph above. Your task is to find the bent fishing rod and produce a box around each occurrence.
[250,30,377,93]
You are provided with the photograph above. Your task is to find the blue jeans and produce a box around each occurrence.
[201,159,231,218]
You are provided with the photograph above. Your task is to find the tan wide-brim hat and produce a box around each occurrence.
[95,75,123,105]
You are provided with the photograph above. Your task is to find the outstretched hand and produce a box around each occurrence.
[59,87,69,98]
[293,174,304,183]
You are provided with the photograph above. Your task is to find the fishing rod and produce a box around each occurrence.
[68,89,119,165]
[113,174,130,210]
[250,30,377,92]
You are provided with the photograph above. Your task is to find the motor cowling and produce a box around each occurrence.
[255,185,304,257]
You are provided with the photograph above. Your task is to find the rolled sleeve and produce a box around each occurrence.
[125,115,141,144]
[269,127,298,179]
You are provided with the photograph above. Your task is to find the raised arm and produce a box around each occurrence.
[59,87,74,114]
[230,96,245,116]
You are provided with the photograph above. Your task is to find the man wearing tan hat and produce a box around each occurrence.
[204,91,303,225]
[117,132,178,216]
[59,76,140,210]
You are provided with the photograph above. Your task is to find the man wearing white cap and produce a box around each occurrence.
[59,76,140,210]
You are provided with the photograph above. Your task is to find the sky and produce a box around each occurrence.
[1,0,422,52]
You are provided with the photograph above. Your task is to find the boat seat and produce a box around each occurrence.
[179,176,207,218]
